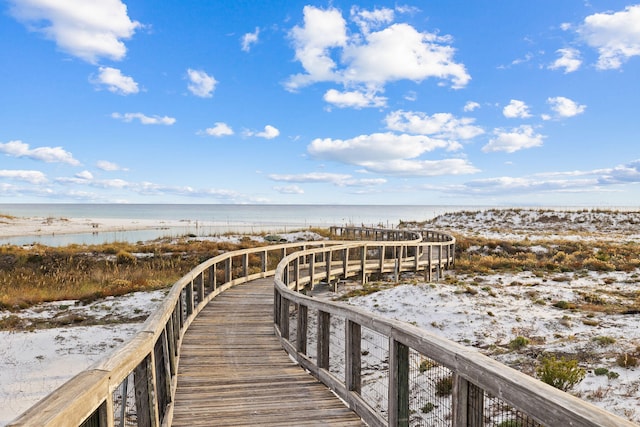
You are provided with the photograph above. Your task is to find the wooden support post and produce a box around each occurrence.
[325,250,333,290]
[453,375,484,427]
[242,253,248,278]
[342,247,349,278]
[225,257,232,283]
[297,304,308,354]
[262,250,268,273]
[360,246,367,285]
[389,339,409,427]
[134,354,157,427]
[345,320,361,394]
[317,310,330,370]
[185,283,193,317]
[294,256,300,292]
[195,273,204,305]
[280,297,290,339]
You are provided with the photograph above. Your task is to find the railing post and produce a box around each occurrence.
[309,254,315,291]
[195,273,204,305]
[389,339,409,427]
[325,250,333,290]
[262,250,268,273]
[134,354,157,427]
[242,253,248,278]
[360,245,367,284]
[225,257,232,283]
[345,320,361,394]
[453,375,484,427]
[209,264,216,291]
[186,281,194,316]
[297,303,308,354]
[317,310,330,370]
[280,297,290,338]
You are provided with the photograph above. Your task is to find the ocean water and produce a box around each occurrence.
[0,204,479,246]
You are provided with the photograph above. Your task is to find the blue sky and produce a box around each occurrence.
[1,1,639,205]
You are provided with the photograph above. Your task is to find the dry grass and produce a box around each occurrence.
[0,237,268,310]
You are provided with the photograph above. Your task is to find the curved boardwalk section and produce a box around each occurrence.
[172,278,364,426]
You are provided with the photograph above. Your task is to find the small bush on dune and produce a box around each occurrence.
[536,355,585,391]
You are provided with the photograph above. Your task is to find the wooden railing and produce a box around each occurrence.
[274,228,635,427]
[9,226,633,426]
[8,239,343,427]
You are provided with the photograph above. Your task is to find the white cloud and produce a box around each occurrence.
[309,132,453,164]
[482,125,545,153]
[503,100,532,119]
[286,6,469,94]
[323,89,387,108]
[111,112,176,125]
[204,122,234,137]
[547,96,586,118]
[384,110,484,141]
[9,0,140,63]
[269,172,386,187]
[241,27,260,52]
[306,131,477,176]
[357,158,479,176]
[0,140,80,165]
[186,69,217,98]
[548,48,582,73]
[350,6,394,34]
[97,160,127,171]
[252,125,280,139]
[579,5,640,69]
[91,67,139,95]
[75,170,93,180]
[463,101,480,112]
[273,185,304,194]
[0,169,47,184]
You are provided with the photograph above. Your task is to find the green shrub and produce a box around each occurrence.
[421,402,435,414]
[592,336,616,346]
[435,376,453,396]
[536,355,585,391]
[509,336,530,351]
[616,352,638,368]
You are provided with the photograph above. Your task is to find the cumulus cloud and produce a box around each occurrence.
[463,101,480,112]
[483,126,545,153]
[9,0,140,63]
[0,169,47,184]
[350,6,394,34]
[358,158,479,176]
[97,160,127,171]
[384,110,484,141]
[579,5,640,70]
[241,27,260,52]
[269,172,386,187]
[548,48,582,73]
[186,69,217,98]
[91,67,139,95]
[286,6,469,96]
[204,122,234,137]
[307,132,478,176]
[273,185,304,194]
[323,89,387,108]
[111,112,176,125]
[247,125,280,139]
[547,96,586,118]
[0,140,80,165]
[503,100,532,119]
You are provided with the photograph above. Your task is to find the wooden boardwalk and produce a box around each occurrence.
[172,278,366,426]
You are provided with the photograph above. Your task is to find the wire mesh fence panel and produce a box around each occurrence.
[408,349,453,427]
[482,393,542,426]
[360,326,390,423]
[112,372,137,427]
[288,302,298,344]
[329,315,346,379]
[306,307,319,363]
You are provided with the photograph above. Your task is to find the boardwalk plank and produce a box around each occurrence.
[172,278,366,426]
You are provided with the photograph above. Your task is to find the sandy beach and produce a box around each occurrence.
[0,215,208,239]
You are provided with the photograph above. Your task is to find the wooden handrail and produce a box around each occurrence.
[273,229,634,427]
